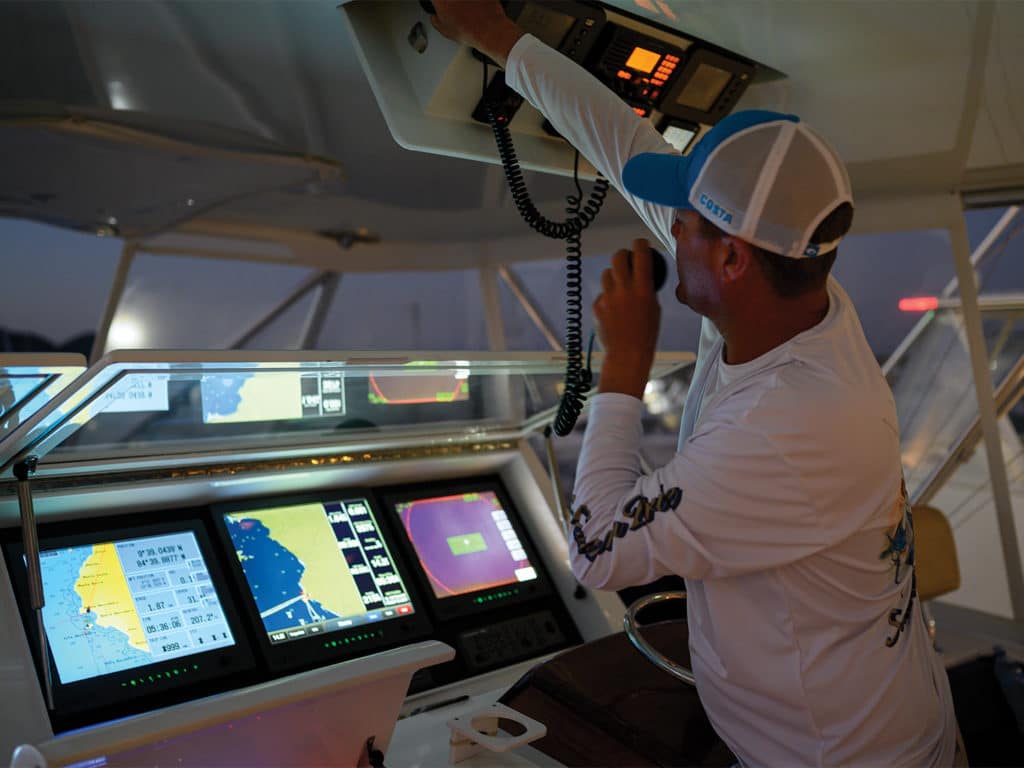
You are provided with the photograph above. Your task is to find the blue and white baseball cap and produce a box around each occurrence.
[623,110,853,259]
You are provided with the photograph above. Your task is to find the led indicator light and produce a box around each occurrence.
[898,296,939,312]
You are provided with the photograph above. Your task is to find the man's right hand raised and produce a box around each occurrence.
[428,0,525,68]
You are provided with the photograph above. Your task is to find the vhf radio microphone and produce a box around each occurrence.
[551,245,667,437]
[631,247,669,292]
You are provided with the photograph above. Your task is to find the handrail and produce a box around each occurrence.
[622,591,696,686]
[912,353,1024,506]
[882,205,1020,377]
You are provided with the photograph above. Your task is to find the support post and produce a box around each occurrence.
[298,273,341,349]
[90,242,136,364]
[949,201,1024,619]
[497,266,562,352]
[542,429,572,536]
[478,265,507,352]
[229,271,327,349]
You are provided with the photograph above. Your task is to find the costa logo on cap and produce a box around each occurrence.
[699,193,734,224]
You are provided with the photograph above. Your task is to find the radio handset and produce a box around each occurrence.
[629,248,669,293]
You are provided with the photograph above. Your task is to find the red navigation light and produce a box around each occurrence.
[898,296,939,312]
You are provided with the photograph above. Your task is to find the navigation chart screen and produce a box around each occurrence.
[200,372,345,424]
[394,490,539,600]
[223,498,415,644]
[38,531,236,685]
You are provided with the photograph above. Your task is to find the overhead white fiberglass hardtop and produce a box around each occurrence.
[0,349,693,480]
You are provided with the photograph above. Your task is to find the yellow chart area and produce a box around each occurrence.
[232,504,364,617]
[75,544,149,653]
[206,375,303,424]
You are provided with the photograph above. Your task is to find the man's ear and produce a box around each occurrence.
[721,237,754,284]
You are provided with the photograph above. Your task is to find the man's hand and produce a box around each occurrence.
[429,0,524,68]
[594,239,661,399]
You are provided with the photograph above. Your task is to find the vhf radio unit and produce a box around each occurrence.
[467,0,757,154]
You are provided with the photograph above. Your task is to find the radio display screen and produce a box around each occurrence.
[625,46,661,74]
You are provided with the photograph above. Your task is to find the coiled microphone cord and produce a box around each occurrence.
[482,63,609,436]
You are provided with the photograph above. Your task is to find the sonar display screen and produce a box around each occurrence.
[367,371,469,405]
[38,531,235,685]
[223,498,415,644]
[394,490,538,599]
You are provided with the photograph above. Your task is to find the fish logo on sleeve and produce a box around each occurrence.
[880,479,916,648]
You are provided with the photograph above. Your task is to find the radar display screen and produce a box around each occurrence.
[39,531,235,685]
[222,497,416,645]
[393,490,539,600]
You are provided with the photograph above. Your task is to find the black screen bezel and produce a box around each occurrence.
[377,475,556,623]
[661,47,755,124]
[211,489,432,674]
[1,513,257,726]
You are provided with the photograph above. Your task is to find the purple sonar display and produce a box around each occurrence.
[396,491,538,599]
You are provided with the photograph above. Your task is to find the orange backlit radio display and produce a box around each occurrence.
[625,46,662,73]
[591,30,687,119]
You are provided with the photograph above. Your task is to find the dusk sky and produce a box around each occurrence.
[0,205,1019,359]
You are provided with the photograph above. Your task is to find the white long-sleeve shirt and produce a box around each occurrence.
[505,34,957,767]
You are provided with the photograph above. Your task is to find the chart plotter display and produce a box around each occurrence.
[394,490,539,599]
[201,372,346,424]
[222,497,416,644]
[39,531,235,685]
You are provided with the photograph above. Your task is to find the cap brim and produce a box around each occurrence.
[622,152,695,210]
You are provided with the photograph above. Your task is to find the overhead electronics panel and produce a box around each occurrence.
[339,0,774,177]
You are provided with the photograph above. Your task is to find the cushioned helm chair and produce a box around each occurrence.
[913,504,961,644]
